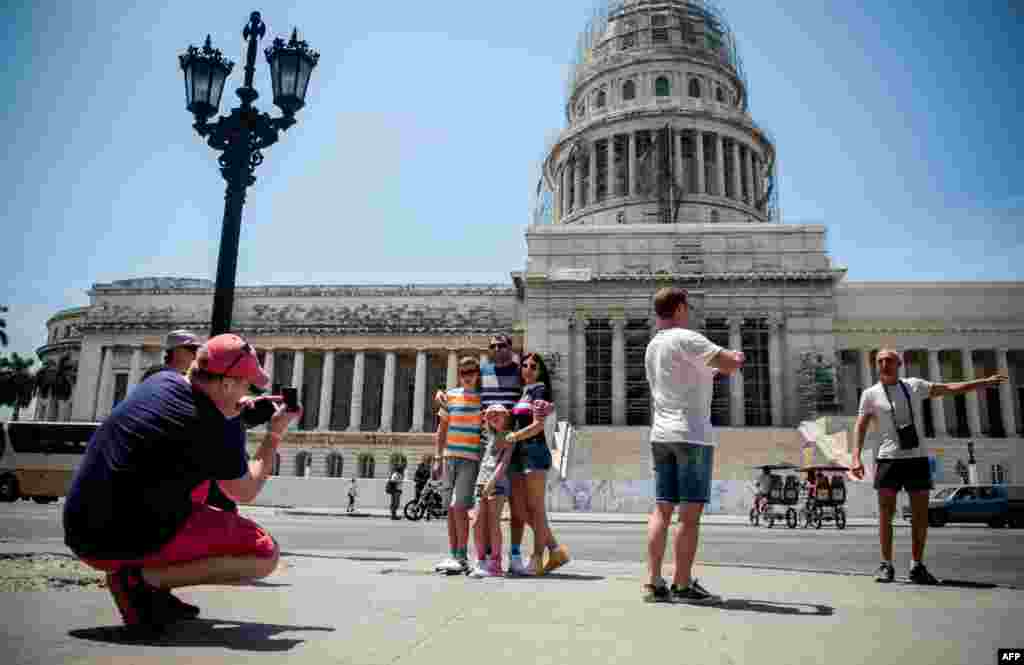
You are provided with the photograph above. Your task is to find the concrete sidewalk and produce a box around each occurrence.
[267,506,905,528]
[1,542,1019,665]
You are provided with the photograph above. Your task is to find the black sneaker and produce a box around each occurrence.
[643,579,671,603]
[105,567,170,634]
[909,563,939,585]
[670,579,720,605]
[157,590,200,620]
[874,562,895,583]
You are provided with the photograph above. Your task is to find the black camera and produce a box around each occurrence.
[241,398,276,427]
[895,423,920,450]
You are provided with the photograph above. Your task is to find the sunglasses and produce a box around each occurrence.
[459,369,479,377]
[522,362,539,370]
[489,341,509,350]
[222,341,254,376]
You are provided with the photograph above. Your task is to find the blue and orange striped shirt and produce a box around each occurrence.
[440,387,482,461]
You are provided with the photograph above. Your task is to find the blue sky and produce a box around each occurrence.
[1,0,1021,360]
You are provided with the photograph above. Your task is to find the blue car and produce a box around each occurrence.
[926,485,1024,528]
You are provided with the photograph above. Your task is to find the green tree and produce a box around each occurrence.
[0,353,37,421]
[35,354,77,420]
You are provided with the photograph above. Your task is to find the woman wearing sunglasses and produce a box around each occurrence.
[507,352,570,576]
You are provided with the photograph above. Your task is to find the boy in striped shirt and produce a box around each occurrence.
[434,357,483,574]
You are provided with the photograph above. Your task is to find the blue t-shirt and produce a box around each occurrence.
[63,372,248,559]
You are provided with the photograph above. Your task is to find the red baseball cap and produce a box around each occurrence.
[196,334,270,388]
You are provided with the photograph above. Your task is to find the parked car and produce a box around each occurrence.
[925,485,1024,528]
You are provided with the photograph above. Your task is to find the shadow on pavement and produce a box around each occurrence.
[528,573,606,581]
[69,619,335,651]
[280,551,407,563]
[891,579,1000,590]
[710,599,834,616]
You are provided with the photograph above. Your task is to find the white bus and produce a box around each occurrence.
[0,421,99,503]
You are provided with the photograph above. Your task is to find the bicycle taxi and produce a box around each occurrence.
[748,463,802,528]
[799,465,849,529]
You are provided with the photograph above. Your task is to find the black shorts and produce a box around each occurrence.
[874,457,933,493]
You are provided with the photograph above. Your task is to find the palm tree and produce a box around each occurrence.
[0,305,8,347]
[0,353,37,421]
[36,355,77,421]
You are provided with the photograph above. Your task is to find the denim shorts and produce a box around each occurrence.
[651,441,714,504]
[508,440,552,475]
[445,458,480,510]
[475,477,510,498]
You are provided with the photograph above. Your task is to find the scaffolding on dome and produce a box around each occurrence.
[566,0,749,107]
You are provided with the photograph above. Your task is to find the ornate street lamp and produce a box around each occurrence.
[179,11,319,337]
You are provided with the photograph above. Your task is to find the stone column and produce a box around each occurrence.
[263,349,275,386]
[589,140,598,205]
[573,153,584,211]
[752,154,762,206]
[447,350,458,389]
[996,348,1017,437]
[611,318,626,425]
[379,351,397,432]
[674,129,685,194]
[412,350,427,432]
[768,319,784,427]
[72,340,104,421]
[730,139,742,201]
[961,348,981,436]
[694,130,705,195]
[714,133,725,197]
[860,349,874,391]
[318,351,335,431]
[742,146,753,205]
[127,346,143,395]
[95,347,114,420]
[902,352,926,438]
[347,351,365,432]
[728,318,745,426]
[927,349,948,437]
[291,350,305,401]
[627,131,637,196]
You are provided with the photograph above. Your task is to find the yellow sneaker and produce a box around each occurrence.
[543,545,570,574]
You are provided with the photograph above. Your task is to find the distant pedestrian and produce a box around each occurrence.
[347,478,358,513]
[852,348,1007,584]
[414,460,431,503]
[643,287,744,603]
[387,469,404,520]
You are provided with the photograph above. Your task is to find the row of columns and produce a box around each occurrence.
[559,128,764,219]
[852,348,1018,438]
[261,349,468,433]
[582,318,784,427]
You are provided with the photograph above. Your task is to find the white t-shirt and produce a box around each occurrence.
[645,327,723,446]
[857,378,933,460]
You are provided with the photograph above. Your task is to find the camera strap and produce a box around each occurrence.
[881,380,915,428]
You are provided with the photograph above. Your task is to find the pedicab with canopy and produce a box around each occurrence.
[748,463,802,529]
[799,465,850,530]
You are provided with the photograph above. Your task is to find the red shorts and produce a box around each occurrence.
[81,503,277,572]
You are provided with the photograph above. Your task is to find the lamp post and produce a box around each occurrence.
[179,11,319,337]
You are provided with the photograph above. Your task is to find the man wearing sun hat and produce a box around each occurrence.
[63,333,301,635]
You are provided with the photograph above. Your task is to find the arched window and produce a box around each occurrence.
[326,451,344,478]
[294,451,312,477]
[651,14,668,43]
[655,77,670,97]
[620,21,636,49]
[622,80,636,101]
[688,78,701,98]
[358,453,376,478]
[576,103,586,119]
[596,90,606,108]
[716,86,724,103]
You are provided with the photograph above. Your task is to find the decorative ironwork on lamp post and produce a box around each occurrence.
[179,12,319,337]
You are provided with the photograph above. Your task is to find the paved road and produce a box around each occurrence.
[3,502,1023,587]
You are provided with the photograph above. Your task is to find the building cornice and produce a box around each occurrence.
[90,283,516,297]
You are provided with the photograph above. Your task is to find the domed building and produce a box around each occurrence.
[34,1,1024,495]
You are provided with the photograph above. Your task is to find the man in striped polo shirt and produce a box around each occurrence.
[433,356,483,574]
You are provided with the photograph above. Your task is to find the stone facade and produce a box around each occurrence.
[33,1,1024,486]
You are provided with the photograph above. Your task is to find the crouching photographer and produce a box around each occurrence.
[63,334,302,635]
[852,348,1007,585]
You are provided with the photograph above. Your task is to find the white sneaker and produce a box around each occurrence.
[435,557,462,573]
[468,563,492,578]
[506,558,528,577]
